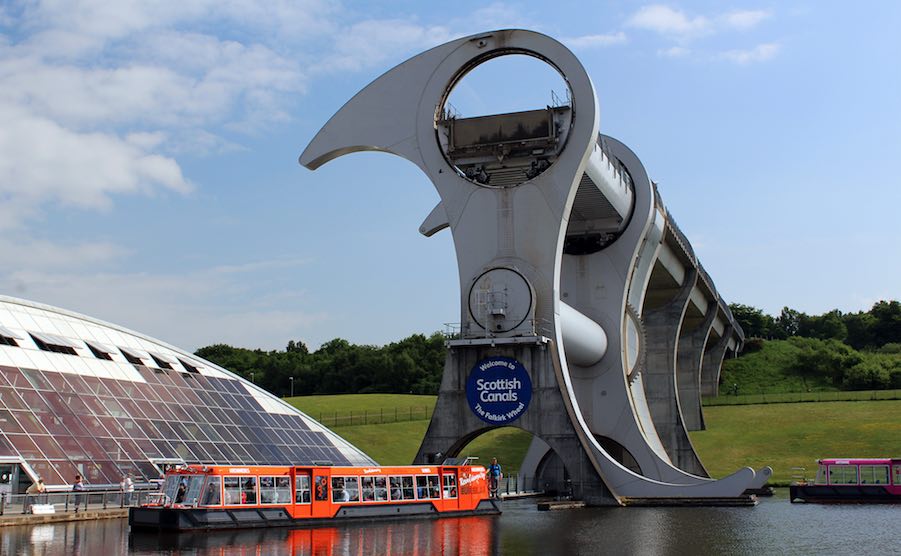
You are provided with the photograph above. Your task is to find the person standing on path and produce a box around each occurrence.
[25,478,45,513]
[121,474,134,506]
[72,475,85,512]
[488,457,503,498]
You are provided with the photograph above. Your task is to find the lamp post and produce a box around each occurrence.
[289,376,294,397]
[250,372,255,384]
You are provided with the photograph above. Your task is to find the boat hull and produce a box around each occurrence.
[789,484,901,504]
[129,500,500,531]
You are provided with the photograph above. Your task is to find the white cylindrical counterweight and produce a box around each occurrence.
[560,301,608,367]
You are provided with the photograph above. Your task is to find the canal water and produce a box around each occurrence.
[3,492,900,555]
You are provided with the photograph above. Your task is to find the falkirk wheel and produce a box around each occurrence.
[301,29,771,505]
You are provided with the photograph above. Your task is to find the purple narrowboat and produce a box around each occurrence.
[790,459,901,503]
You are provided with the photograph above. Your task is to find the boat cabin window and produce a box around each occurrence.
[361,477,375,502]
[373,476,388,501]
[416,475,441,499]
[828,465,858,485]
[859,465,889,485]
[295,475,311,504]
[815,465,827,485]
[894,465,901,485]
[201,476,222,506]
[173,475,205,506]
[389,476,415,500]
[443,474,458,499]
[224,476,258,505]
[161,475,181,504]
[260,476,291,504]
[332,476,360,503]
[314,476,329,501]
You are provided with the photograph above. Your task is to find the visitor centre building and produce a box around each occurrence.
[0,296,374,495]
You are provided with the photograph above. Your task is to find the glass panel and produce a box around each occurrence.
[829,465,858,485]
[343,476,359,502]
[860,465,874,484]
[0,410,24,433]
[43,372,76,393]
[314,476,329,501]
[18,390,51,413]
[31,435,66,459]
[51,460,81,484]
[30,459,65,486]
[874,465,889,485]
[894,465,901,485]
[0,386,26,410]
[76,436,108,459]
[55,436,88,460]
[443,474,457,498]
[240,476,258,505]
[389,477,403,500]
[0,434,17,456]
[28,459,66,485]
[201,476,222,506]
[16,412,49,435]
[402,476,415,500]
[20,369,52,390]
[8,434,43,458]
[0,367,26,387]
[295,474,311,504]
[428,475,441,499]
[374,476,388,501]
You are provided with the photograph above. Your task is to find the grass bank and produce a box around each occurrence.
[287,394,901,485]
[690,400,901,485]
[286,394,530,474]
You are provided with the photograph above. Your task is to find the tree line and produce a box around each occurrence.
[195,332,446,398]
[727,300,901,391]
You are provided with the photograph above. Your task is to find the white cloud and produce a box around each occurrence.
[719,43,780,64]
[314,19,455,73]
[628,5,773,41]
[0,1,323,229]
[565,32,627,49]
[658,46,690,58]
[2,258,328,351]
[722,10,772,30]
[627,5,710,37]
[0,104,191,224]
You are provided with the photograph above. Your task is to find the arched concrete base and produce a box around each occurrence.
[414,341,616,505]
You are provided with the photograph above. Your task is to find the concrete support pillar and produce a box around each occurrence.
[414,343,614,504]
[676,303,717,432]
[643,267,707,476]
[701,324,734,397]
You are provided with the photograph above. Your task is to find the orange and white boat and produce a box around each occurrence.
[129,461,499,531]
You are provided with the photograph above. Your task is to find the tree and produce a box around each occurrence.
[729,304,775,339]
[870,300,901,348]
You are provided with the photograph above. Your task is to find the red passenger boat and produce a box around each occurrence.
[790,458,901,503]
[129,461,499,531]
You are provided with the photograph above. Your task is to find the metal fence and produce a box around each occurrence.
[0,489,159,516]
[497,476,544,497]
[703,388,901,407]
[315,406,434,428]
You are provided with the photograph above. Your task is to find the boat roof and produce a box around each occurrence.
[818,458,899,465]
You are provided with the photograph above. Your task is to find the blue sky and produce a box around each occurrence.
[0,1,898,351]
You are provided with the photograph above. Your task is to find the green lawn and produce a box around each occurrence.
[284,394,531,473]
[286,394,901,486]
[336,421,532,474]
[691,400,901,484]
[285,393,436,417]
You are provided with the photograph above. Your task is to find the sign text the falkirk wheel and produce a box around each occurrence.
[465,356,532,425]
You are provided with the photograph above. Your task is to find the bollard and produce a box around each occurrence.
[0,492,5,516]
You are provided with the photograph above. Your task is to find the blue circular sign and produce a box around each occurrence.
[466,356,532,424]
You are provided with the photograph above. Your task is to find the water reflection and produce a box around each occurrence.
[130,515,499,556]
[5,496,901,555]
